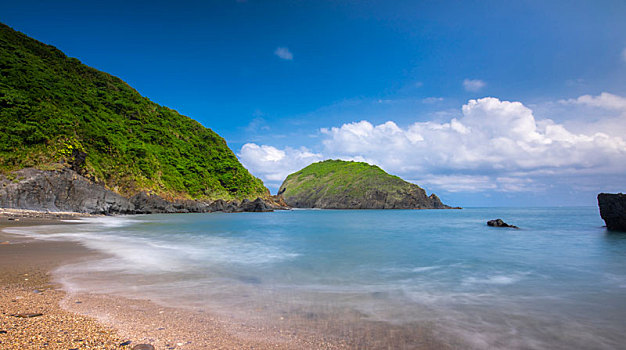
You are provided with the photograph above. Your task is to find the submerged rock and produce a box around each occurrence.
[487,219,519,229]
[598,193,626,232]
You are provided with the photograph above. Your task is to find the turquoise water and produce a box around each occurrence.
[7,207,626,349]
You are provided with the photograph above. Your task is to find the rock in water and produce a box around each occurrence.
[598,193,626,232]
[279,160,457,209]
[487,219,519,229]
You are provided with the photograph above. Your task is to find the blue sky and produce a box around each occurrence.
[2,0,626,206]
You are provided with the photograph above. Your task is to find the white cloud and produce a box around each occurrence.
[321,97,626,178]
[463,79,486,92]
[274,47,293,60]
[240,94,626,195]
[422,97,444,104]
[238,143,322,187]
[411,175,498,192]
[561,92,626,110]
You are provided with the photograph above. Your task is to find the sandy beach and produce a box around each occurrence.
[0,211,450,350]
[0,215,125,349]
[0,214,340,349]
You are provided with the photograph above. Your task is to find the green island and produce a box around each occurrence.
[279,159,453,209]
[0,22,266,201]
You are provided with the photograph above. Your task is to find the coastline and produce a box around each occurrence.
[0,208,97,223]
[1,212,451,350]
[0,216,337,349]
[0,222,125,349]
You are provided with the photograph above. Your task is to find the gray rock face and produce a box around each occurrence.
[0,168,134,214]
[284,186,453,210]
[129,192,210,214]
[598,193,626,232]
[0,168,287,214]
[239,197,273,212]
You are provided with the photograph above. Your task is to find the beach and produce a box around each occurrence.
[0,215,334,349]
[0,211,450,350]
[0,213,125,349]
[2,207,623,349]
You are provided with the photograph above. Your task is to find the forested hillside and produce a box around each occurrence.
[0,23,267,200]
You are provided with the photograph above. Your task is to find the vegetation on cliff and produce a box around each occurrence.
[279,160,451,209]
[0,23,267,200]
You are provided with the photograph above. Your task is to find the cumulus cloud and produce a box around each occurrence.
[274,47,293,60]
[322,97,626,176]
[561,92,626,110]
[239,94,626,195]
[463,79,486,92]
[237,143,322,187]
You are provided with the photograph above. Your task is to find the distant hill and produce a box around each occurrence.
[0,22,267,201]
[278,160,454,209]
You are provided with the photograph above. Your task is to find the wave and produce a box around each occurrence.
[463,274,524,285]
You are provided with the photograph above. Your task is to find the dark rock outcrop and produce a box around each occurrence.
[0,168,134,214]
[598,193,626,232]
[239,198,272,212]
[487,219,519,229]
[0,168,288,214]
[129,192,210,214]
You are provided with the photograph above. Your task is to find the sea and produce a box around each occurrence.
[6,207,626,349]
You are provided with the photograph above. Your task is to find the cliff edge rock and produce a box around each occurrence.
[598,193,626,232]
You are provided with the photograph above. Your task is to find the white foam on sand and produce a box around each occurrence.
[463,274,523,285]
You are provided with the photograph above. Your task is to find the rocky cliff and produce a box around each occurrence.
[0,168,285,214]
[598,193,626,232]
[278,160,456,209]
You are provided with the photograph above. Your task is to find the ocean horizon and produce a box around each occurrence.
[6,207,625,349]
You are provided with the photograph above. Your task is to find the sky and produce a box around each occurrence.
[2,0,626,207]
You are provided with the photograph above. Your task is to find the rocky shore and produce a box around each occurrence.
[0,168,288,215]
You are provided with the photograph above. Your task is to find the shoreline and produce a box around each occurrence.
[0,208,97,225]
[0,218,346,349]
[0,213,453,349]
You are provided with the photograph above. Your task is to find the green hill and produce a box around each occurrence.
[278,160,452,209]
[0,23,267,200]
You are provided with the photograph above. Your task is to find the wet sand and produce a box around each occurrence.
[0,212,453,349]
